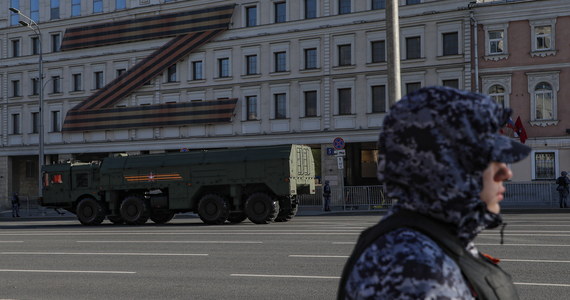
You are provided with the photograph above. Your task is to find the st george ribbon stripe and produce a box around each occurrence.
[61,4,235,50]
[61,5,236,132]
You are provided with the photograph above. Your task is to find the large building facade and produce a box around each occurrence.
[1,0,566,208]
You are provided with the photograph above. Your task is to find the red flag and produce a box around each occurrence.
[514,116,528,144]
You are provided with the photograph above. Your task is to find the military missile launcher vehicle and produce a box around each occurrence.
[40,145,315,225]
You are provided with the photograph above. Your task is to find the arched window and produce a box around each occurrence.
[488,84,505,107]
[534,82,553,120]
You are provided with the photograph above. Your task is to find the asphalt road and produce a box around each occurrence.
[1,213,570,300]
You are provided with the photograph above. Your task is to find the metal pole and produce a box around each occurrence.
[386,0,401,105]
[10,8,44,198]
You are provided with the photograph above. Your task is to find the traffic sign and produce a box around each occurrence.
[333,137,345,150]
[337,156,344,169]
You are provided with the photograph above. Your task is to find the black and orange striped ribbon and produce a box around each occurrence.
[61,5,236,132]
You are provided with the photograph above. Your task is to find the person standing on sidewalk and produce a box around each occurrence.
[556,171,570,208]
[11,192,20,218]
[323,181,331,211]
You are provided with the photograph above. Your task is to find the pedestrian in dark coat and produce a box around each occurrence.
[323,181,331,211]
[339,86,530,299]
[11,192,20,218]
[556,171,570,208]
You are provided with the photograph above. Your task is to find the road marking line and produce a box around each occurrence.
[230,274,340,279]
[477,244,570,247]
[332,242,356,245]
[515,282,570,287]
[77,240,263,244]
[0,252,208,256]
[501,259,570,263]
[0,232,359,236]
[0,269,135,274]
[479,234,570,237]
[289,255,349,258]
[0,241,23,243]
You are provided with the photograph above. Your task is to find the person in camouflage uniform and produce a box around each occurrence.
[341,86,530,299]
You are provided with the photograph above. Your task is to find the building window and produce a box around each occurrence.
[116,69,126,77]
[246,55,257,75]
[94,71,104,89]
[372,85,386,113]
[31,112,39,134]
[406,36,421,59]
[31,0,40,21]
[274,52,287,72]
[218,58,230,78]
[406,82,421,94]
[93,0,103,13]
[338,44,351,66]
[339,0,351,14]
[371,41,385,63]
[372,0,385,9]
[31,78,40,95]
[304,48,317,69]
[442,32,458,56]
[406,0,421,4]
[535,152,555,180]
[12,80,21,97]
[442,79,459,89]
[274,93,287,119]
[52,76,61,93]
[31,37,40,55]
[305,0,317,19]
[10,0,19,26]
[12,39,21,57]
[192,61,203,80]
[245,6,257,27]
[274,2,286,23]
[116,0,126,10]
[72,73,82,91]
[167,65,177,82]
[534,82,553,120]
[338,88,351,115]
[71,0,81,16]
[488,30,504,55]
[246,96,258,120]
[51,33,61,52]
[51,111,61,132]
[535,26,552,51]
[12,114,21,134]
[304,91,317,117]
[489,84,505,108]
[50,0,60,20]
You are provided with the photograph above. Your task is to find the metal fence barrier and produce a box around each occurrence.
[298,182,561,211]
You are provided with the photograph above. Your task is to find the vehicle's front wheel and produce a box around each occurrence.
[197,194,229,225]
[76,197,105,226]
[245,193,279,224]
[120,196,150,225]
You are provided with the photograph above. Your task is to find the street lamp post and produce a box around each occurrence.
[9,7,44,198]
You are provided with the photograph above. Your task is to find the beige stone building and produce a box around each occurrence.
[2,0,523,209]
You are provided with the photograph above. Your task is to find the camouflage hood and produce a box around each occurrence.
[377,86,530,244]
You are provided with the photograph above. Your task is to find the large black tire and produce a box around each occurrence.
[76,197,105,226]
[275,200,298,222]
[245,193,280,224]
[227,212,248,224]
[150,211,175,224]
[107,215,125,225]
[197,194,229,225]
[120,196,150,225]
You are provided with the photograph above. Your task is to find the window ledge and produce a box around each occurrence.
[270,71,290,76]
[242,74,262,79]
[531,50,557,57]
[333,65,356,70]
[214,76,233,81]
[437,54,463,60]
[188,79,206,83]
[530,120,559,127]
[300,68,321,73]
[484,54,509,61]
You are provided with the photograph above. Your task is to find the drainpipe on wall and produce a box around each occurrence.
[470,10,480,93]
